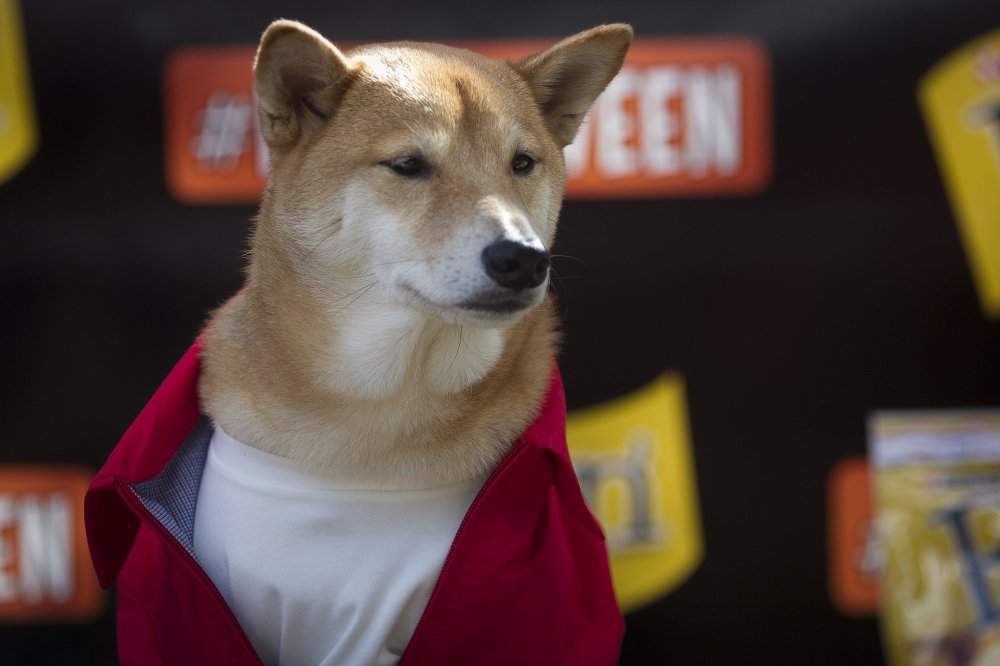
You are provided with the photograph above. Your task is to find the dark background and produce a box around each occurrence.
[2,1,1000,663]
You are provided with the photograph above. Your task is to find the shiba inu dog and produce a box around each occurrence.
[186,18,632,664]
[198,20,632,489]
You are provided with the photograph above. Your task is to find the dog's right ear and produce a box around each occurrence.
[254,20,354,157]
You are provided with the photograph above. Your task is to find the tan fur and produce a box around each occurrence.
[198,20,632,489]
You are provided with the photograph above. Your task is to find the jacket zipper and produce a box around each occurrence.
[116,478,265,666]
[398,439,528,664]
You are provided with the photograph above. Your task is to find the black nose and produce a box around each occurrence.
[481,240,550,291]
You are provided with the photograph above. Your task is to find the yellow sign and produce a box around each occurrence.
[0,0,37,185]
[919,29,1000,318]
[567,374,703,613]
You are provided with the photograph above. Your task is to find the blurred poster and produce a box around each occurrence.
[0,0,37,185]
[919,29,1000,319]
[164,47,263,205]
[567,374,703,613]
[164,37,771,204]
[871,411,1000,666]
[0,467,102,623]
[827,456,880,617]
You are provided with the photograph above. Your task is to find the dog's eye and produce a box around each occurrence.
[511,152,536,175]
[382,156,430,178]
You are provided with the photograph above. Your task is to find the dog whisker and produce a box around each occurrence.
[550,254,586,267]
[305,219,344,254]
[335,280,380,313]
[370,259,424,268]
[448,325,465,372]
[330,281,379,305]
[547,266,584,286]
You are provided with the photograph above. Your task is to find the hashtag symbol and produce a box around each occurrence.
[190,89,253,173]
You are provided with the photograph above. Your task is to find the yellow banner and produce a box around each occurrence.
[567,374,703,613]
[0,0,37,185]
[919,29,1000,318]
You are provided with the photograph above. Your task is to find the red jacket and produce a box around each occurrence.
[85,342,624,665]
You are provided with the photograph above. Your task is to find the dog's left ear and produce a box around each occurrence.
[254,20,355,157]
[515,24,633,147]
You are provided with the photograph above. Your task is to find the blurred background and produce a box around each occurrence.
[2,0,1000,664]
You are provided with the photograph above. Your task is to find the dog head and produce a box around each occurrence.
[252,21,632,328]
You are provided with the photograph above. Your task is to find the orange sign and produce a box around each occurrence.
[827,457,880,616]
[164,47,261,205]
[164,37,771,204]
[0,467,103,622]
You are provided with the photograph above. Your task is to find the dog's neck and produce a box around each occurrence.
[319,296,506,399]
[198,279,555,489]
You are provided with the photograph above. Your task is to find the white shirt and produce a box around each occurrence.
[192,426,484,666]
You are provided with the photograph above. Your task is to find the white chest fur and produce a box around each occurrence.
[323,298,506,399]
[192,426,483,666]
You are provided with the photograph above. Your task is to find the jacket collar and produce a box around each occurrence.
[86,341,568,588]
